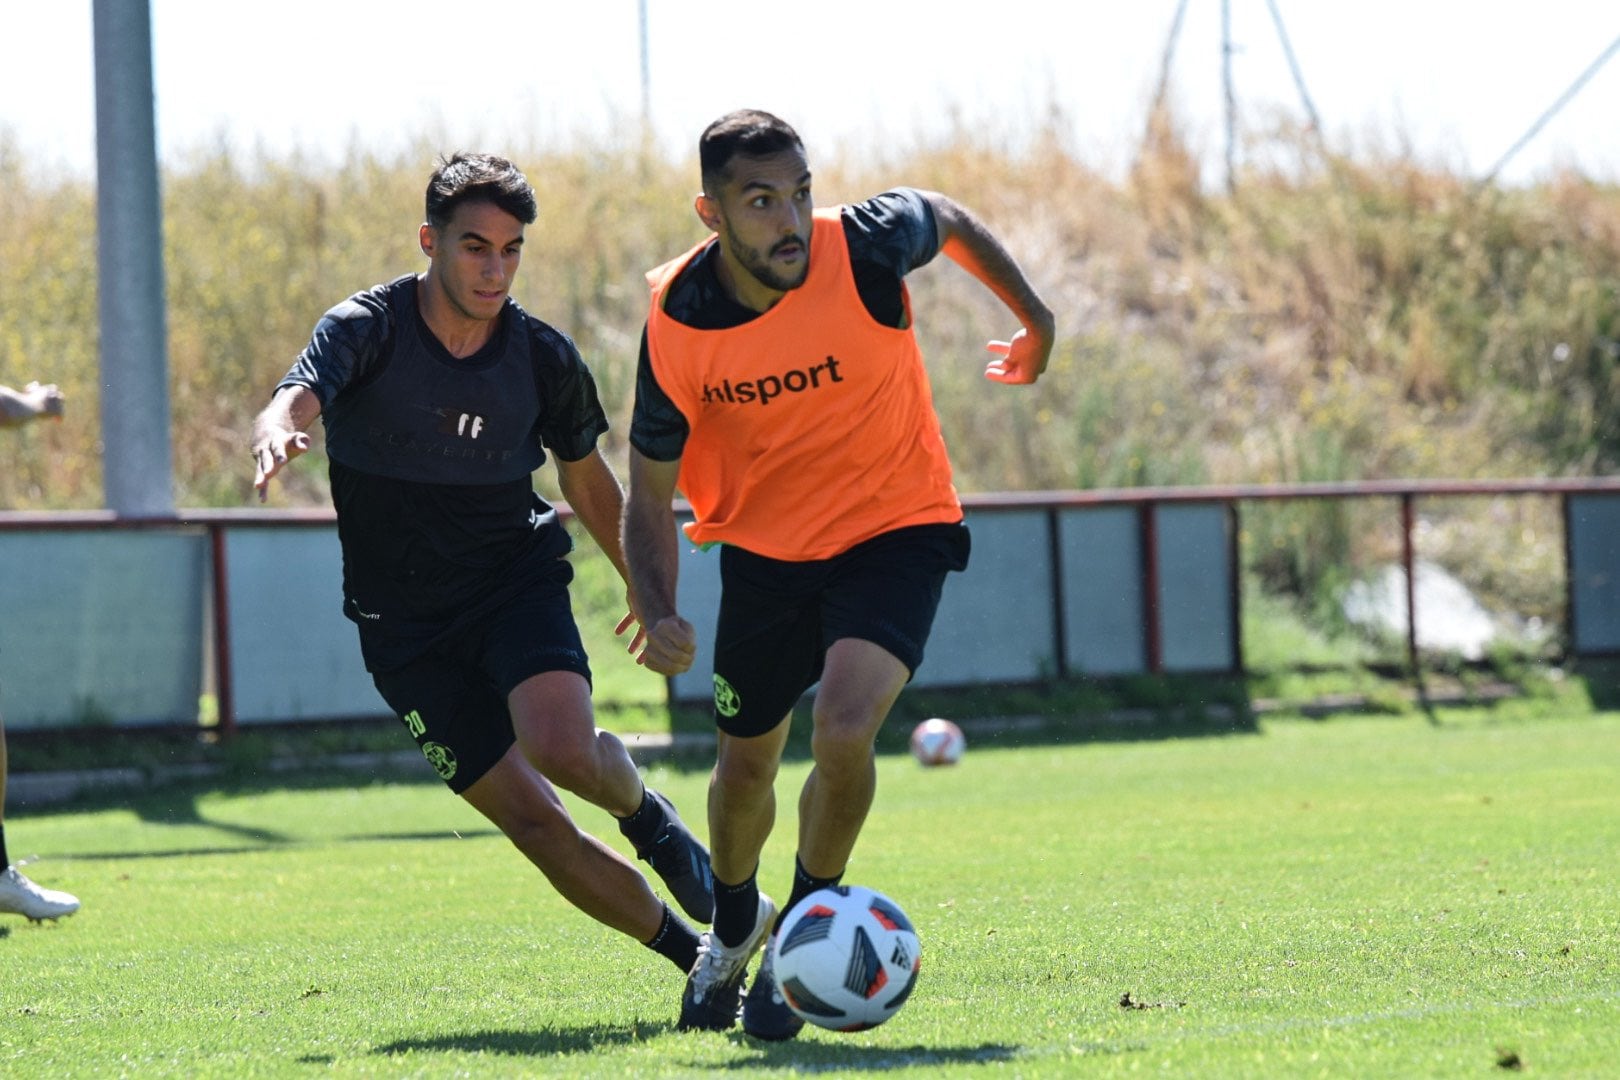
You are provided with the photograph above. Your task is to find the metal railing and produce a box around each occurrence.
[5,476,1620,734]
[972,476,1620,676]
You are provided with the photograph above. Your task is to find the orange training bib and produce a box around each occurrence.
[646,209,960,561]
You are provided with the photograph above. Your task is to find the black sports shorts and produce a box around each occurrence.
[710,521,970,738]
[369,558,592,794]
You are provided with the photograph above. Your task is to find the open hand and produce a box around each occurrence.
[252,428,312,502]
[983,328,1051,385]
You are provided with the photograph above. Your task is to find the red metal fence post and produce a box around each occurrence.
[1400,493,1420,678]
[209,523,237,737]
[1141,501,1163,674]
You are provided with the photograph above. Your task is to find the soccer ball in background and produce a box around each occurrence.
[771,885,922,1031]
[909,717,966,766]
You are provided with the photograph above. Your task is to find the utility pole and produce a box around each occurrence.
[93,0,174,516]
[1145,1,1325,194]
[1147,0,1189,127]
[1221,0,1238,193]
[639,0,651,129]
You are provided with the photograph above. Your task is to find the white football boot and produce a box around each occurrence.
[678,893,776,1031]
[0,865,80,922]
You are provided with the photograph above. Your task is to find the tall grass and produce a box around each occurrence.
[2,117,1615,632]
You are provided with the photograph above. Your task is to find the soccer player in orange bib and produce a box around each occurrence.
[622,110,1054,1037]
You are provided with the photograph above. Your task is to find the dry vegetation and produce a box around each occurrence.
[2,114,1617,623]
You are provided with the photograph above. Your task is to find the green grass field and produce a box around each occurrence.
[3,709,1617,1078]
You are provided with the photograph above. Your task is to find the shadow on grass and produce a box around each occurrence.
[17,757,446,820]
[61,828,507,861]
[711,1040,1024,1071]
[127,790,289,844]
[370,1024,1024,1069]
[44,771,503,859]
[1577,657,1620,711]
[370,1022,665,1058]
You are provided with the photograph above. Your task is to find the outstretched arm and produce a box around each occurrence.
[621,449,697,675]
[919,191,1055,384]
[250,384,320,501]
[0,382,65,428]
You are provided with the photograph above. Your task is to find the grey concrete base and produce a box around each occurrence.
[8,733,712,809]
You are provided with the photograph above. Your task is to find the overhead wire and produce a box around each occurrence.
[1264,0,1323,138]
[1149,0,1192,119]
[1478,28,1620,187]
[1222,0,1238,192]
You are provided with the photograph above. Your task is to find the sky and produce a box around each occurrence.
[1,1,1618,187]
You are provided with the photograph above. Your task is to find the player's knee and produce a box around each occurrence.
[714,746,780,794]
[809,706,880,770]
[507,804,576,850]
[520,729,602,796]
[809,733,874,776]
[471,781,577,854]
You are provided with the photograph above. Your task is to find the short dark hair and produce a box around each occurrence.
[699,110,804,193]
[424,152,537,230]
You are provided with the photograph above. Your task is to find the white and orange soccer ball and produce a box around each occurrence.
[771,885,921,1031]
[909,717,966,766]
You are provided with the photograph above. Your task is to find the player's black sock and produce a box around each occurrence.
[712,872,760,949]
[643,903,701,973]
[776,855,843,934]
[0,824,9,870]
[615,785,662,847]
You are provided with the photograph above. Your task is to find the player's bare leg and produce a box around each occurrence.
[508,670,712,923]
[708,717,792,885]
[677,718,790,1031]
[740,641,907,1040]
[508,671,643,815]
[796,638,909,878]
[459,748,666,937]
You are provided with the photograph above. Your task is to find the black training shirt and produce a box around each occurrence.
[278,274,608,670]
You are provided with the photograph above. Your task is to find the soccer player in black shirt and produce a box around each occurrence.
[250,153,712,986]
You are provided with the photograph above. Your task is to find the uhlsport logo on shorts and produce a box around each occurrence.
[713,674,741,718]
[421,741,458,782]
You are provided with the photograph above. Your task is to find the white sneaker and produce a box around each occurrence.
[0,865,80,921]
[678,893,776,1031]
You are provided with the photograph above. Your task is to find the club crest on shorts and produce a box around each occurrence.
[713,674,741,718]
[421,741,458,782]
